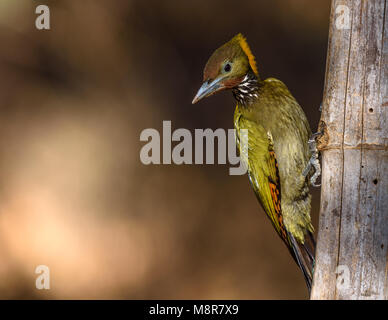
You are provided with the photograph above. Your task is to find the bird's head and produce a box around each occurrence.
[192,33,259,104]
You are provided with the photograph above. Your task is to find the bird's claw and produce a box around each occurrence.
[303,132,323,187]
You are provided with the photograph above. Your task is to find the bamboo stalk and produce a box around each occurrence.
[311,0,388,300]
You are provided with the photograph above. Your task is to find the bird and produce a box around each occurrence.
[192,33,318,292]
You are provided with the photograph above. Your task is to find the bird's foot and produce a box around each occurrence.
[303,132,323,187]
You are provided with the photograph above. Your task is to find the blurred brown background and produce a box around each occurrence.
[0,0,329,299]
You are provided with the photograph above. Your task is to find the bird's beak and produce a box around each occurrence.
[192,77,225,104]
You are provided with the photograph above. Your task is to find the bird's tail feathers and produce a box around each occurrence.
[287,231,316,294]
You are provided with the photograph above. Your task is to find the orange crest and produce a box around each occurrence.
[234,33,258,76]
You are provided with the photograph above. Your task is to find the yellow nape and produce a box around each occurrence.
[234,33,258,76]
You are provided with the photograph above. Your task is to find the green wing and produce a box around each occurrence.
[234,111,290,246]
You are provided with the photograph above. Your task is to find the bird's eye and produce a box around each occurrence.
[224,63,231,72]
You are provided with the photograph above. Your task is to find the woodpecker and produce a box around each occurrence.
[192,34,318,292]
